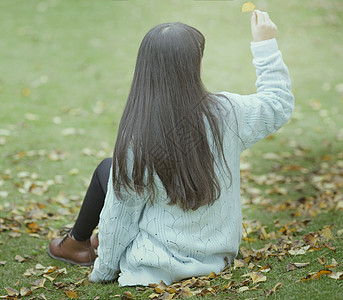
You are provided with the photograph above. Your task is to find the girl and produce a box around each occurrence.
[48,10,294,286]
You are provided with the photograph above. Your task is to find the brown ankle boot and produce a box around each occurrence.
[48,231,96,266]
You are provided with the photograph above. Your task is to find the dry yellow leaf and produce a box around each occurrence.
[250,272,267,284]
[20,287,32,297]
[242,1,255,13]
[234,258,245,268]
[321,227,333,241]
[5,287,19,297]
[65,290,79,299]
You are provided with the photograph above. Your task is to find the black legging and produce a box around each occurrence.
[71,157,112,241]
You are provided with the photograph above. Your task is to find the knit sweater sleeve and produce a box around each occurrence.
[220,38,294,150]
[90,166,147,283]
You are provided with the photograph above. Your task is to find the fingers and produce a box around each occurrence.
[250,10,277,42]
[254,10,269,25]
[251,10,257,25]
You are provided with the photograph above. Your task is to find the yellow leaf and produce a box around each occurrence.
[155,280,168,293]
[20,286,32,296]
[15,254,26,263]
[43,274,56,282]
[122,291,134,299]
[65,290,79,299]
[238,286,249,293]
[234,259,245,268]
[321,227,333,241]
[30,278,46,290]
[241,1,255,13]
[179,286,193,297]
[300,269,332,281]
[21,88,31,97]
[5,287,19,297]
[250,272,267,284]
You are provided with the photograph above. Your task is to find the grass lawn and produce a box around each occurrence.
[1,0,343,299]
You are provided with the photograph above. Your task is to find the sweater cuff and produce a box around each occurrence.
[90,257,119,283]
[250,38,278,59]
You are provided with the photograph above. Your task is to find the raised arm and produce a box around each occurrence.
[220,10,294,150]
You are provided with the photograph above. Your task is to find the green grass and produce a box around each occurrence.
[1,0,343,299]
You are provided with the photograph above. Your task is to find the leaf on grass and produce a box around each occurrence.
[241,1,255,12]
[42,266,57,274]
[35,263,45,270]
[179,286,193,297]
[30,278,46,290]
[321,227,333,241]
[38,293,48,300]
[4,287,19,297]
[155,280,168,293]
[43,274,56,282]
[303,233,318,246]
[250,272,266,284]
[26,221,42,233]
[234,258,245,268]
[15,254,26,263]
[327,272,343,280]
[287,262,310,271]
[122,291,134,299]
[65,290,79,299]
[265,282,283,297]
[289,248,306,255]
[238,286,249,293]
[8,232,22,238]
[20,286,32,296]
[300,269,332,281]
[323,242,336,251]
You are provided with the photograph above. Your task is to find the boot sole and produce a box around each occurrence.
[47,247,94,267]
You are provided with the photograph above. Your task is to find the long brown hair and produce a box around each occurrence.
[112,22,232,211]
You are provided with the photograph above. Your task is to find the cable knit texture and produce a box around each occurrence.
[90,38,294,286]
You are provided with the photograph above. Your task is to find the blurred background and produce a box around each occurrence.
[0,0,342,199]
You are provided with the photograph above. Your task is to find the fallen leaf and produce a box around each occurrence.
[20,286,32,296]
[15,254,26,263]
[38,293,48,300]
[238,286,249,293]
[289,249,306,255]
[65,290,78,299]
[250,272,266,284]
[242,1,255,12]
[179,286,193,297]
[265,282,282,296]
[327,272,343,280]
[321,227,333,241]
[234,259,245,268]
[287,262,310,271]
[21,88,31,96]
[155,280,168,293]
[4,287,19,297]
[30,278,46,290]
[122,291,134,299]
[300,269,332,281]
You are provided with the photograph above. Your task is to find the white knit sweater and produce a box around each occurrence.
[90,38,294,285]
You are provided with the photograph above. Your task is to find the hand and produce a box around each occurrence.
[251,10,277,42]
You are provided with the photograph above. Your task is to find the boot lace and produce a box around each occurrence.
[58,227,73,247]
